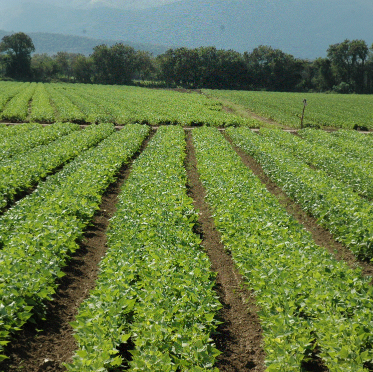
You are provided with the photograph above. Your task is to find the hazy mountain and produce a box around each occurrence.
[0,30,168,56]
[1,0,373,59]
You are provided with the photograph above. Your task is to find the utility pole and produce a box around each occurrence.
[300,99,307,129]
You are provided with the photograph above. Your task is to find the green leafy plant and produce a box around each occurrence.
[0,124,148,361]
[66,126,221,372]
[194,127,373,371]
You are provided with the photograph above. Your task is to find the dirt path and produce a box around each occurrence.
[224,133,373,281]
[0,130,154,372]
[185,131,266,372]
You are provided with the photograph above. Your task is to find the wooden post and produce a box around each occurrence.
[300,99,307,129]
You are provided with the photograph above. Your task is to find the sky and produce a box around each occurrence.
[84,0,182,9]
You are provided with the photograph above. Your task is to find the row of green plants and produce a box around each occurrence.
[29,83,56,123]
[259,128,373,199]
[203,90,373,129]
[330,129,373,145]
[52,83,255,126]
[0,81,257,127]
[299,128,373,166]
[0,124,148,362]
[0,82,25,112]
[50,83,257,126]
[0,122,41,140]
[194,126,373,371]
[0,123,113,212]
[55,83,116,124]
[0,82,37,122]
[0,121,78,161]
[66,126,221,371]
[226,127,373,259]
[44,84,86,123]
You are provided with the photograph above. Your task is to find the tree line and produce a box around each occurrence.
[1,32,373,94]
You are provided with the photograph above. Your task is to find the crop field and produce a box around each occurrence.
[204,89,373,129]
[0,120,373,372]
[0,82,258,127]
[3,81,373,131]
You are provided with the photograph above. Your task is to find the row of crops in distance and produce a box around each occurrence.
[204,89,373,129]
[0,81,258,127]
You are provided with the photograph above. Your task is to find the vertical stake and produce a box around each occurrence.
[300,99,307,129]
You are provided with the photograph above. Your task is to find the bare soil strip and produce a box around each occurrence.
[185,131,266,372]
[224,133,373,281]
[0,129,155,372]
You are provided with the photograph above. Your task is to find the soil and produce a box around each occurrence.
[0,130,154,372]
[224,132,373,281]
[185,131,266,372]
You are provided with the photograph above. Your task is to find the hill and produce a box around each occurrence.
[0,0,373,59]
[0,31,167,56]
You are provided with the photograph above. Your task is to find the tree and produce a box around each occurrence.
[245,46,302,91]
[157,47,248,89]
[0,32,35,80]
[31,53,58,81]
[72,54,93,83]
[327,39,368,93]
[134,50,156,81]
[310,57,335,91]
[91,43,136,85]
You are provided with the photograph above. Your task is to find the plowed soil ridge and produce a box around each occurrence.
[185,131,266,372]
[224,132,373,281]
[0,129,155,372]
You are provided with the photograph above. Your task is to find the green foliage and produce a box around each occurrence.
[244,45,304,91]
[91,43,136,85]
[158,47,248,89]
[66,126,220,371]
[0,81,254,126]
[299,128,373,165]
[327,39,369,93]
[204,89,373,129]
[0,82,37,122]
[227,127,373,260]
[29,83,55,122]
[260,128,373,199]
[0,122,41,141]
[195,126,373,371]
[0,32,35,80]
[44,83,85,123]
[0,124,149,360]
[0,81,25,111]
[0,121,74,161]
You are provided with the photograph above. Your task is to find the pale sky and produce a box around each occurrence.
[87,0,181,9]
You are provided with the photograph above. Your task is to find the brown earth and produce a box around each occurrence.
[185,131,266,372]
[0,130,154,372]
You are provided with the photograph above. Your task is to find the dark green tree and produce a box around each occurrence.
[31,53,58,81]
[0,32,35,80]
[157,47,248,89]
[54,51,76,80]
[327,39,368,93]
[91,43,136,85]
[215,49,248,89]
[133,50,156,81]
[72,54,93,84]
[310,57,335,91]
[244,45,302,91]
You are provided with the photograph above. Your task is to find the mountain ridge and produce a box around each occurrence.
[1,0,373,59]
[0,30,168,56]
